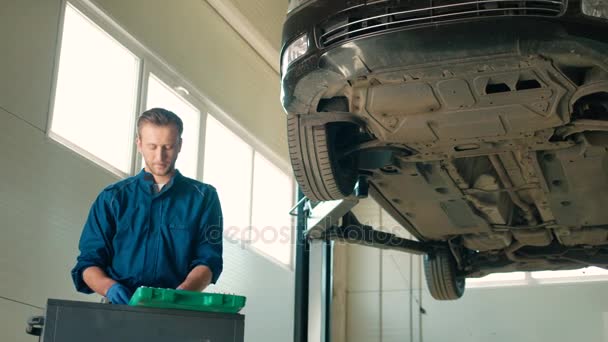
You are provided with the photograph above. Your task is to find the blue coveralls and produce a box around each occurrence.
[71,169,223,294]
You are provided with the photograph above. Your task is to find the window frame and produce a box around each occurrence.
[249,150,296,269]
[203,112,296,270]
[47,0,145,178]
[48,0,212,178]
[201,113,255,249]
[138,64,209,179]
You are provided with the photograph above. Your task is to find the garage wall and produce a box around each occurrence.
[422,282,608,342]
[0,1,292,341]
[344,199,608,342]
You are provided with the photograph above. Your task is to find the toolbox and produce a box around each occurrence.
[129,287,247,313]
[26,297,245,342]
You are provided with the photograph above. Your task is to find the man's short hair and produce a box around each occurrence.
[137,108,184,137]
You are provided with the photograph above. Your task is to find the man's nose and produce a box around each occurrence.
[159,148,168,160]
[154,148,164,160]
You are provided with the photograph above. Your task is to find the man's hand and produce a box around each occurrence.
[176,265,213,292]
[82,266,132,304]
[82,266,120,297]
[106,283,133,304]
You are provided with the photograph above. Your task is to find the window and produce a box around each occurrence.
[50,3,139,175]
[531,267,608,282]
[250,152,294,266]
[466,272,527,288]
[467,267,608,288]
[203,115,253,243]
[145,73,201,178]
[203,115,295,268]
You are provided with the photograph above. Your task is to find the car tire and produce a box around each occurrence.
[424,249,465,300]
[287,114,358,202]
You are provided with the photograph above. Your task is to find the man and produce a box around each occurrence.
[71,108,223,304]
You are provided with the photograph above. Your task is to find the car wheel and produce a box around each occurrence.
[287,114,358,201]
[424,249,465,300]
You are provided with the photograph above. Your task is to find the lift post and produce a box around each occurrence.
[294,191,434,342]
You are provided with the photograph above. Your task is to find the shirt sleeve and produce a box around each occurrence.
[71,190,116,293]
[190,187,223,284]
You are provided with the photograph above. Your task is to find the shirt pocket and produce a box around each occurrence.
[165,222,192,244]
[165,224,192,252]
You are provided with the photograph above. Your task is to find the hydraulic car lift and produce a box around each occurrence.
[292,183,434,342]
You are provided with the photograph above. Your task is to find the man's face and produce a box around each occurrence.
[137,123,182,179]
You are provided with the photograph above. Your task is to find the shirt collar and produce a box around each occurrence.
[136,169,183,195]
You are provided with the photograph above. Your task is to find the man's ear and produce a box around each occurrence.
[178,137,183,153]
[136,136,142,153]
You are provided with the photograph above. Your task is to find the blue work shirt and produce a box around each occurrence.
[71,169,223,294]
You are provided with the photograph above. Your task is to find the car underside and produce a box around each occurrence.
[281,0,608,299]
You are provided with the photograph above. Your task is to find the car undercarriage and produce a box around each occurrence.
[282,4,608,299]
[350,52,608,276]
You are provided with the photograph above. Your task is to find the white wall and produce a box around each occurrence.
[343,198,608,342]
[422,281,608,342]
[0,0,293,341]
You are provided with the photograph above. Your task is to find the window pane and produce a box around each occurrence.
[51,4,139,173]
[532,267,608,279]
[145,74,200,179]
[250,152,294,266]
[466,271,526,287]
[203,115,252,242]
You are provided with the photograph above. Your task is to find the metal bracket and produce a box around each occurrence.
[305,196,360,240]
[304,195,434,255]
[321,211,434,255]
[26,315,44,336]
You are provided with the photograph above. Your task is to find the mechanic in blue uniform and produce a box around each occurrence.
[71,108,223,304]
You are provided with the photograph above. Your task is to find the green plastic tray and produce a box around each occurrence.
[128,287,246,314]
